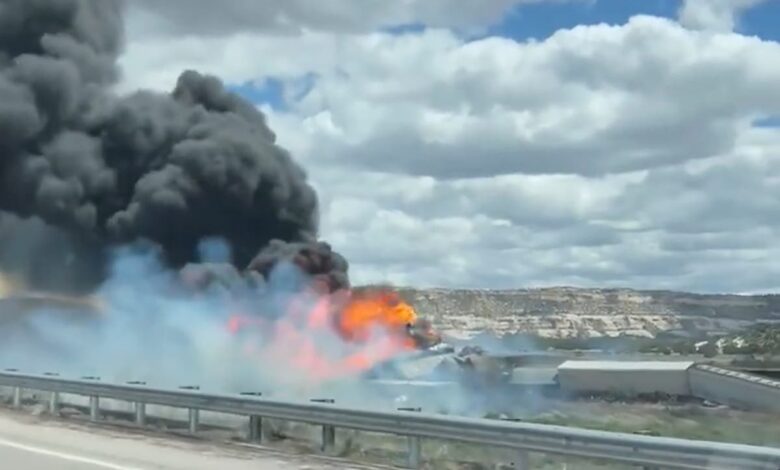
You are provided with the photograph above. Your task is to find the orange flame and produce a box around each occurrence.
[227,288,420,383]
[337,291,417,343]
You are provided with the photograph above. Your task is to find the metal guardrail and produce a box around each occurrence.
[1,371,780,469]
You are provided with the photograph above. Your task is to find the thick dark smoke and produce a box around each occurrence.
[0,0,347,292]
[248,240,349,292]
[0,213,105,291]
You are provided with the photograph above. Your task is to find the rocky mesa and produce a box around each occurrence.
[388,286,780,340]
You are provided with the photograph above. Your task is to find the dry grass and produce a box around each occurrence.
[528,400,780,447]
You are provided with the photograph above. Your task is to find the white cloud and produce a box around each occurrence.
[117,3,780,293]
[612,128,780,234]
[308,135,780,292]
[124,0,543,38]
[120,16,780,177]
[678,0,766,32]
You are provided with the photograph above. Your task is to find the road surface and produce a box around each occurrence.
[0,409,379,469]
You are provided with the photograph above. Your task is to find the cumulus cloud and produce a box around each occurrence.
[678,0,766,32]
[113,1,780,293]
[120,17,780,178]
[614,131,780,235]
[125,0,532,37]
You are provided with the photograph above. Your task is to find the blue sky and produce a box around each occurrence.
[486,0,681,41]
[229,78,286,111]
[489,0,780,42]
[228,73,319,113]
[739,0,780,40]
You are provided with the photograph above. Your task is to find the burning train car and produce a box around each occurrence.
[219,279,445,381]
[180,262,442,350]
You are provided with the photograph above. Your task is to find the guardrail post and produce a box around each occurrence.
[135,402,146,425]
[240,392,264,443]
[321,424,335,453]
[399,406,423,468]
[407,435,421,468]
[248,415,263,442]
[49,391,59,414]
[127,381,147,426]
[81,375,100,421]
[89,396,99,421]
[311,398,335,453]
[43,373,59,414]
[81,376,101,422]
[12,386,21,408]
[188,408,199,434]
[179,386,200,434]
[6,369,21,407]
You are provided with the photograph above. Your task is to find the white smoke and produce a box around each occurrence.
[0,242,424,405]
[0,240,534,417]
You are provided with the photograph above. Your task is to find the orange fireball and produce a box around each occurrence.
[336,290,417,343]
[226,288,423,383]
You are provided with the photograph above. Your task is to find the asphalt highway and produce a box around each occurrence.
[0,409,373,469]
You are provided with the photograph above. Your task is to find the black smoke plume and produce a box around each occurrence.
[248,240,349,293]
[0,0,348,292]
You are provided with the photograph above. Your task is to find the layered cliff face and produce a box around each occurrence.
[389,287,780,340]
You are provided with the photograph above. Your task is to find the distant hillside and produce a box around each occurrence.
[372,286,780,340]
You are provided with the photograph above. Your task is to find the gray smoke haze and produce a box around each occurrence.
[0,245,358,393]
[0,0,346,292]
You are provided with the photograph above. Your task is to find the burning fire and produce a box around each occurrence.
[337,291,417,343]
[227,288,426,383]
[0,266,434,386]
